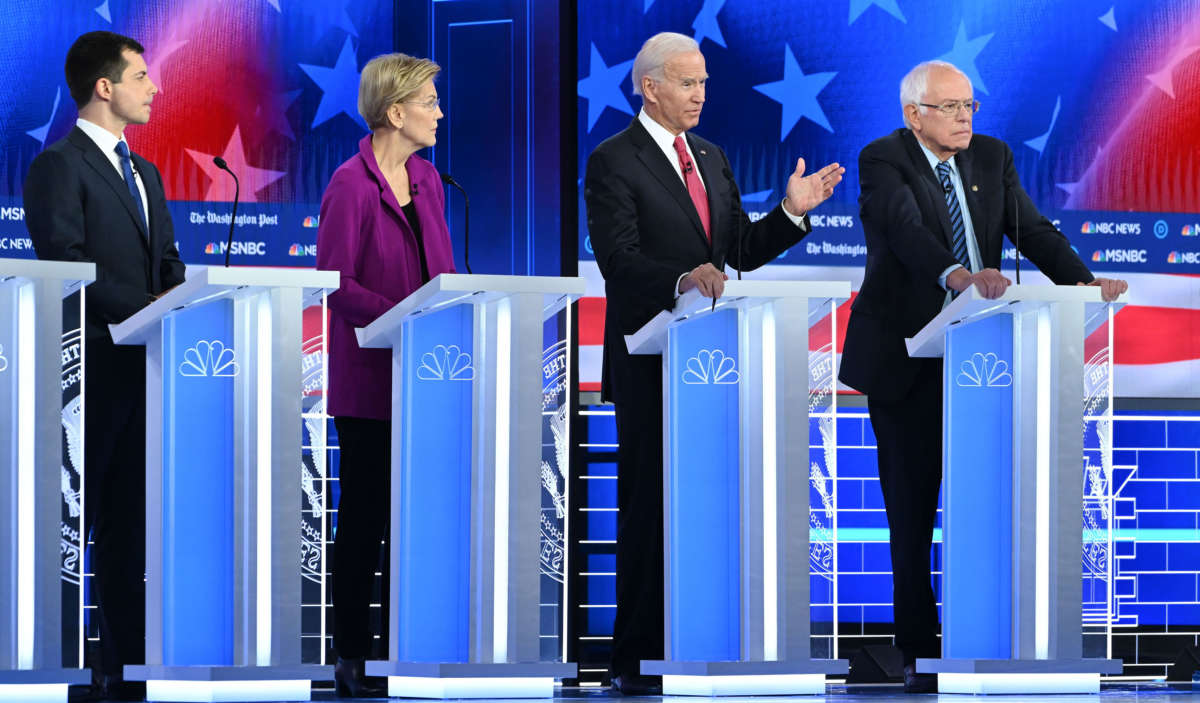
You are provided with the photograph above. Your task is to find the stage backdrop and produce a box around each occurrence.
[572,0,1200,682]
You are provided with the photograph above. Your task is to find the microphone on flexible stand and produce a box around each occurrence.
[212,156,240,267]
[1012,190,1021,285]
[440,172,471,274]
[722,167,743,280]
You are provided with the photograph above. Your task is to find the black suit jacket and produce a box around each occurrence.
[839,128,1093,401]
[24,126,185,341]
[585,117,810,403]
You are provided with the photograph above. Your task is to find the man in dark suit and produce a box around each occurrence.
[838,60,1126,693]
[24,30,184,699]
[584,31,844,695]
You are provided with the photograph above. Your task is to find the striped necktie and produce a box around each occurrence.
[935,160,970,269]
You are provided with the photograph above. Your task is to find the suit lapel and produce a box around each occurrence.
[70,129,150,246]
[901,130,955,250]
[628,120,709,247]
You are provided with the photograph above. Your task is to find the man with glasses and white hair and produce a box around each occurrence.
[584,31,844,695]
[838,60,1126,693]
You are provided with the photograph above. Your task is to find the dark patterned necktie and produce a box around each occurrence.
[936,160,970,269]
[114,141,148,236]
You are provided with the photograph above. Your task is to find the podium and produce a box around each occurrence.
[357,274,583,698]
[626,280,851,696]
[109,266,338,702]
[906,284,1124,694]
[0,259,94,702]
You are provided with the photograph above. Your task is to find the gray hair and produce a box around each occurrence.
[358,53,440,131]
[632,32,700,97]
[899,60,971,127]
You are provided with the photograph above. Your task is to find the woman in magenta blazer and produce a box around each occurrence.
[315,53,456,698]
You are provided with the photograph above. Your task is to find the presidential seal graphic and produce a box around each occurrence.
[60,326,83,587]
[1082,336,1114,612]
[300,317,327,584]
[540,339,569,585]
[808,341,836,582]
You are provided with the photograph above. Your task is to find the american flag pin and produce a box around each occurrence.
[700,149,707,155]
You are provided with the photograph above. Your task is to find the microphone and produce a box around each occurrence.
[943,179,953,194]
[212,156,240,268]
[1012,188,1021,285]
[440,172,471,274]
[722,166,743,280]
[411,182,419,196]
[684,160,694,174]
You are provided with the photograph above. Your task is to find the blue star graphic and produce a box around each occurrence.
[1024,96,1061,154]
[753,46,837,139]
[27,87,61,147]
[692,0,727,48]
[644,0,655,11]
[299,36,366,129]
[577,43,634,132]
[848,0,906,24]
[938,22,993,95]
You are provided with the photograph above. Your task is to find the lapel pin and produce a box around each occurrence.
[971,185,978,192]
[699,149,707,155]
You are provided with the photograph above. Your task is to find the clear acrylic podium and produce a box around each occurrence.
[109,266,338,702]
[906,284,1125,694]
[0,259,94,702]
[626,280,851,696]
[357,273,583,698]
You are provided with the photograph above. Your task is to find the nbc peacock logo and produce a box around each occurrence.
[204,242,217,254]
[1081,221,1094,233]
[1183,225,1198,237]
[1091,250,1104,262]
[302,216,319,228]
[1168,251,1179,263]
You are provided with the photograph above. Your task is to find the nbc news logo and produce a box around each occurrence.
[1167,251,1200,264]
[1183,224,1199,237]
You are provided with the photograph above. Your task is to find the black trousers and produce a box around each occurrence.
[83,340,147,675]
[866,358,943,665]
[609,362,665,677]
[332,416,391,660]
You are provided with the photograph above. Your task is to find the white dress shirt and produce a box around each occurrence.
[75,118,151,229]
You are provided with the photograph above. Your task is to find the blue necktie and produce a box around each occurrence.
[114,141,148,236]
[935,160,970,270]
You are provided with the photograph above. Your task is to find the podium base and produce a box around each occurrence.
[366,661,576,699]
[917,658,1121,694]
[125,664,331,702]
[0,669,91,703]
[641,659,848,696]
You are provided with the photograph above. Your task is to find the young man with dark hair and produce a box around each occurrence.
[24,30,184,701]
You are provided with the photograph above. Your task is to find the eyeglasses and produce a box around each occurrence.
[403,97,440,110]
[918,100,979,116]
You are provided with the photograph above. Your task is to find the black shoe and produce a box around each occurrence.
[93,672,145,701]
[611,672,662,696]
[334,656,388,698]
[902,664,938,694]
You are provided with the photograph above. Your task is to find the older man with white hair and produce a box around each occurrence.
[838,60,1126,693]
[584,31,844,695]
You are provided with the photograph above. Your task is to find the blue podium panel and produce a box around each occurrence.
[398,305,474,662]
[161,300,235,666]
[666,307,740,662]
[943,312,1014,660]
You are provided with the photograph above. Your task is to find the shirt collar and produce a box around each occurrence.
[638,108,687,153]
[76,118,127,159]
[914,135,959,178]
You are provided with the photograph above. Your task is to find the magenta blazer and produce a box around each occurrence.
[316,135,456,420]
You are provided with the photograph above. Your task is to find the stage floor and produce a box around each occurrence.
[67,681,1198,702]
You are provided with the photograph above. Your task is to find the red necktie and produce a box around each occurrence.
[673,135,710,242]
